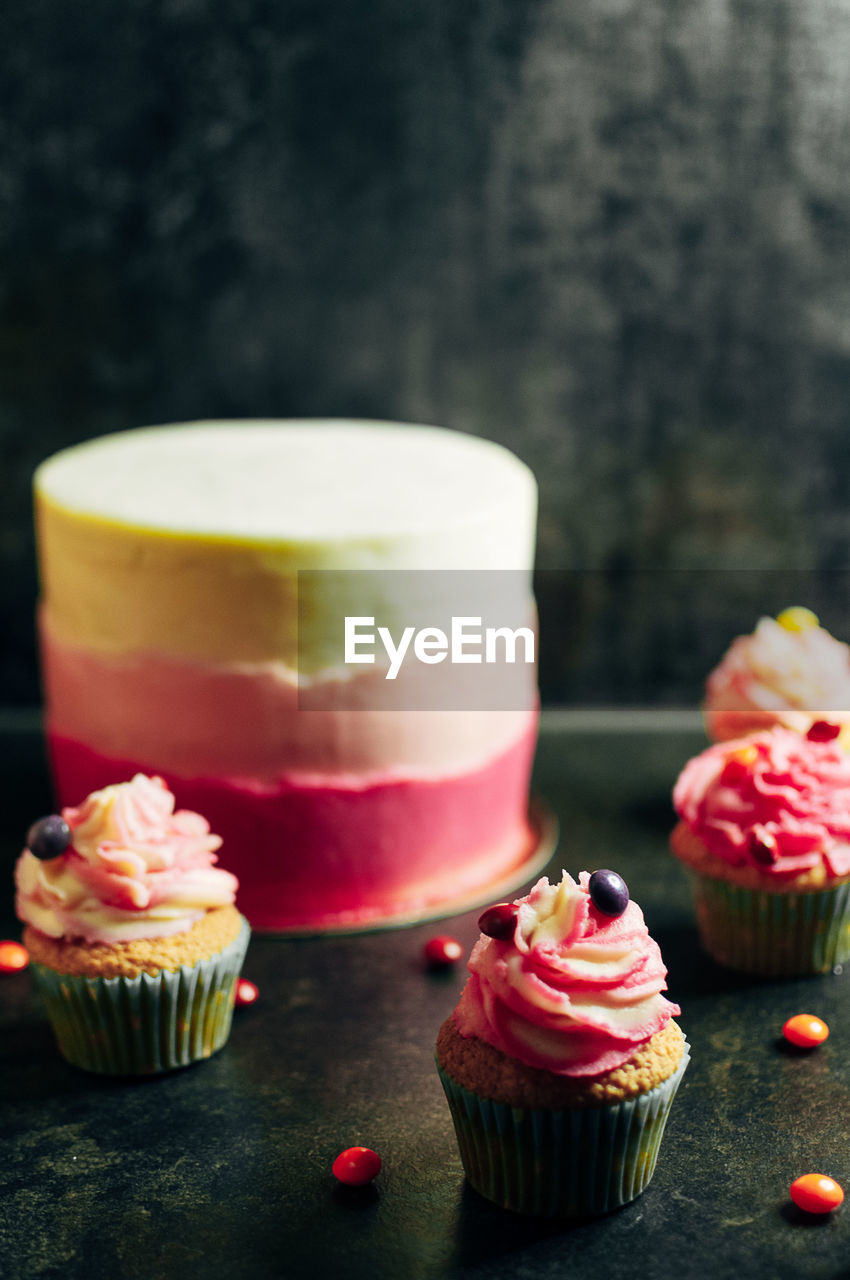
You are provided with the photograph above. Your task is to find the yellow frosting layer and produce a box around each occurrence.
[35,421,537,666]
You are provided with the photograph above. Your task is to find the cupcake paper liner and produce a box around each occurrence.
[687,872,850,976]
[437,1038,690,1218]
[31,918,251,1074]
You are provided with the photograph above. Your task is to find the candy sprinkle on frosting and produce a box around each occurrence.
[807,720,841,743]
[588,869,629,917]
[477,903,519,940]
[26,815,72,861]
[776,606,820,632]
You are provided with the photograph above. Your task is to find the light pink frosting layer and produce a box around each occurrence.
[705,616,850,741]
[673,728,850,879]
[453,872,679,1078]
[40,619,536,779]
[15,774,238,943]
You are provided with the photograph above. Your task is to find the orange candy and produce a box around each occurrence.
[790,1173,844,1214]
[783,1014,830,1048]
[0,940,30,973]
[726,744,759,766]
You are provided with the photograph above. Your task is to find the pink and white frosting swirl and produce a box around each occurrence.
[453,872,679,1078]
[705,616,850,741]
[15,774,238,943]
[673,728,850,879]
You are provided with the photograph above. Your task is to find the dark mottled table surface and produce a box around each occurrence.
[1,713,848,1280]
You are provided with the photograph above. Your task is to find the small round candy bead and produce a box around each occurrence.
[783,1014,829,1048]
[0,940,30,973]
[807,720,841,743]
[749,827,779,865]
[789,1173,844,1214]
[478,901,517,942]
[332,1147,382,1186]
[234,978,259,1007]
[720,745,758,785]
[776,606,819,632]
[424,935,463,966]
[26,814,72,861]
[727,744,758,766]
[477,903,519,940]
[588,869,629,918]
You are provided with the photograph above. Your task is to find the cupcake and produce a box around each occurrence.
[435,870,688,1218]
[704,607,850,744]
[15,773,250,1074]
[671,724,850,975]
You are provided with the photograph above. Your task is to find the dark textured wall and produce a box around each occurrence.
[3,0,850,706]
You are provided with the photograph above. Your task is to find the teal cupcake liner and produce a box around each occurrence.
[687,872,850,976]
[437,1039,689,1218]
[31,918,251,1074]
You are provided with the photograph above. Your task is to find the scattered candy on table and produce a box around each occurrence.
[25,814,72,861]
[588,869,629,917]
[423,935,463,966]
[782,1014,829,1048]
[477,903,519,940]
[789,1174,844,1214]
[0,940,30,973]
[234,978,259,1007]
[332,1147,382,1186]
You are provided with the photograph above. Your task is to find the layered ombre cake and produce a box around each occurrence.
[34,421,543,932]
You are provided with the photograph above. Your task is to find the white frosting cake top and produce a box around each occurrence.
[35,420,536,542]
[35,420,538,664]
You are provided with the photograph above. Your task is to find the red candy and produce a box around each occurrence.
[424,935,463,966]
[783,1014,829,1048]
[332,1146,382,1186]
[234,978,259,1007]
[478,903,519,940]
[720,758,751,785]
[790,1173,844,1214]
[0,940,30,973]
[749,827,779,866]
[720,745,759,786]
[807,720,841,743]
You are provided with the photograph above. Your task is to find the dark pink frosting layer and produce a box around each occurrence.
[46,726,537,931]
[673,728,850,878]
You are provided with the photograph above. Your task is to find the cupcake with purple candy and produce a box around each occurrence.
[15,773,250,1074]
[436,869,688,1217]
